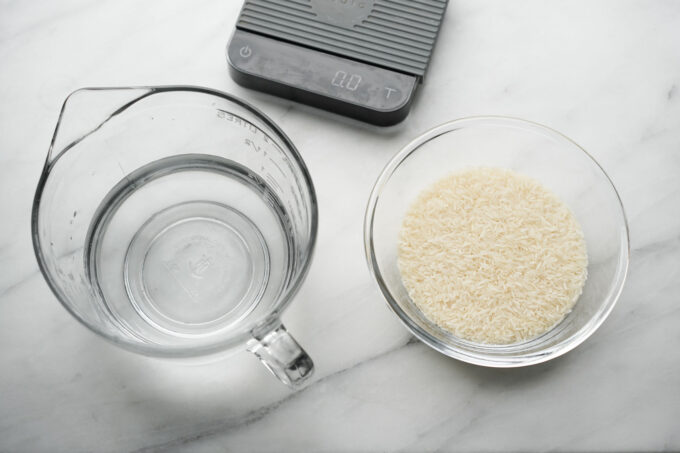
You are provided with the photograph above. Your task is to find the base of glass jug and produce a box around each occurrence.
[122,201,271,336]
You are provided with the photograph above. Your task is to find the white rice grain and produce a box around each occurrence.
[398,167,588,344]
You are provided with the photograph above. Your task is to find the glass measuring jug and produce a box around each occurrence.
[32,86,318,386]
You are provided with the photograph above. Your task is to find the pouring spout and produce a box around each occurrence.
[47,87,153,165]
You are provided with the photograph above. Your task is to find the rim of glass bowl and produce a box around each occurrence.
[364,116,630,367]
[31,85,319,358]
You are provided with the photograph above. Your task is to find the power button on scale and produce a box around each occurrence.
[239,45,252,58]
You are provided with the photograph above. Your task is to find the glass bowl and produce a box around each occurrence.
[364,116,629,367]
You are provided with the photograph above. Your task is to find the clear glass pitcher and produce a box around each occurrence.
[32,86,318,387]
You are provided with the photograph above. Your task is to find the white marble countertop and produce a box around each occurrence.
[1,0,679,451]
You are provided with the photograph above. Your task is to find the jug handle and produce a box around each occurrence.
[247,320,314,387]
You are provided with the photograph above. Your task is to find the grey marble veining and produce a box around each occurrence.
[1,0,679,451]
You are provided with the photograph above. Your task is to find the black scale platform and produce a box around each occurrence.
[227,0,448,126]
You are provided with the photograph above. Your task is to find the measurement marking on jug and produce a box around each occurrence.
[267,157,287,178]
[264,173,284,196]
[245,139,261,152]
[216,109,259,134]
[245,138,268,157]
[218,109,294,176]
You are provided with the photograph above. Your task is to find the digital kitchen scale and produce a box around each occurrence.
[227,0,448,126]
